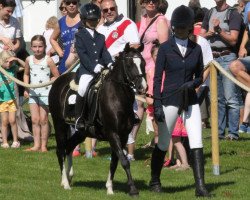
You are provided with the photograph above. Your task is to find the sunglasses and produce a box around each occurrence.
[143,0,158,4]
[102,6,116,13]
[65,1,78,6]
[59,6,66,11]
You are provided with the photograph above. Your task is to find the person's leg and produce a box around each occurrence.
[150,106,179,192]
[1,112,9,147]
[9,111,18,143]
[39,103,49,152]
[223,55,242,139]
[230,58,250,88]
[127,100,144,159]
[28,102,41,151]
[184,104,210,197]
[172,137,189,169]
[75,74,93,129]
[239,92,250,132]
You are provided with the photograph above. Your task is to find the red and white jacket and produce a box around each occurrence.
[97,15,140,58]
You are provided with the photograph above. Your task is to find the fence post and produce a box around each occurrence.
[210,63,220,175]
[85,137,92,158]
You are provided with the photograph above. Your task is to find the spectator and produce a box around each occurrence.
[24,35,59,152]
[50,0,80,74]
[200,0,243,140]
[0,50,24,148]
[0,0,21,53]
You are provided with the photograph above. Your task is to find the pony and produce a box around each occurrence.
[48,44,147,196]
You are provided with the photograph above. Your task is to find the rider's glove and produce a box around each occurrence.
[94,64,104,73]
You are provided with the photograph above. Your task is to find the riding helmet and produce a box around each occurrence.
[79,3,101,21]
[171,5,194,30]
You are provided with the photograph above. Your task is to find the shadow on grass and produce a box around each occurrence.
[73,179,235,195]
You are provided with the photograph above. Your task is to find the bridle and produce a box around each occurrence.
[119,52,145,92]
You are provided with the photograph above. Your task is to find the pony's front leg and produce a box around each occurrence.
[106,151,119,195]
[66,154,74,184]
[110,134,139,196]
[61,158,71,190]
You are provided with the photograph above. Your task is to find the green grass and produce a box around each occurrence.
[1,120,250,200]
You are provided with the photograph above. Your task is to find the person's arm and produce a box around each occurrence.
[23,57,30,98]
[9,56,26,71]
[50,24,64,58]
[0,36,15,50]
[65,51,78,69]
[47,57,60,78]
[153,45,166,107]
[156,17,169,43]
[200,11,214,38]
[238,29,249,58]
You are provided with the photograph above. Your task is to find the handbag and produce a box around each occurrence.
[140,15,161,44]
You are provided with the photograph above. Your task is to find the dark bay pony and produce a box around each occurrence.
[49,44,146,196]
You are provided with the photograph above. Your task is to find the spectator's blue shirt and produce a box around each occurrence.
[58,16,80,74]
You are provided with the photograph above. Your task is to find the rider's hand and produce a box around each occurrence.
[154,106,165,122]
[94,64,104,73]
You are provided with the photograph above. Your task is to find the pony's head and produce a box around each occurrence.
[119,43,147,94]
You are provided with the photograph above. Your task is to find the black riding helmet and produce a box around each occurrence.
[171,5,194,30]
[79,3,101,21]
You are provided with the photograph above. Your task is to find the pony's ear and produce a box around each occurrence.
[137,43,144,52]
[124,43,130,52]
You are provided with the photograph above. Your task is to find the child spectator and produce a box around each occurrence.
[0,50,25,148]
[43,16,59,65]
[23,35,59,152]
[163,117,190,171]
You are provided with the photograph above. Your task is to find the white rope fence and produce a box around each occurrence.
[0,59,80,88]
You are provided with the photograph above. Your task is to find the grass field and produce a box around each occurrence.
[1,119,250,200]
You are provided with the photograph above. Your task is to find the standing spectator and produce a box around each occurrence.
[200,0,242,140]
[0,50,24,148]
[0,0,21,53]
[24,35,59,152]
[150,6,210,197]
[97,0,141,160]
[139,0,169,151]
[50,0,80,74]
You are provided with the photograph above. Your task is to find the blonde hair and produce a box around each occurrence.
[45,16,58,30]
[0,50,15,66]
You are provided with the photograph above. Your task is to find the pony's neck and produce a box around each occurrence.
[110,60,126,82]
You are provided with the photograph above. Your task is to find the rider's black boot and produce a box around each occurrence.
[149,145,167,193]
[75,94,85,130]
[191,148,211,197]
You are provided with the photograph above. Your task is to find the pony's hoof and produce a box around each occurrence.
[129,187,139,197]
[107,189,114,195]
[64,185,71,190]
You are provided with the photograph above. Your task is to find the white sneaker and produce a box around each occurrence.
[11,141,20,148]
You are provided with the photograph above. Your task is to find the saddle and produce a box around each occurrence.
[63,70,110,131]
